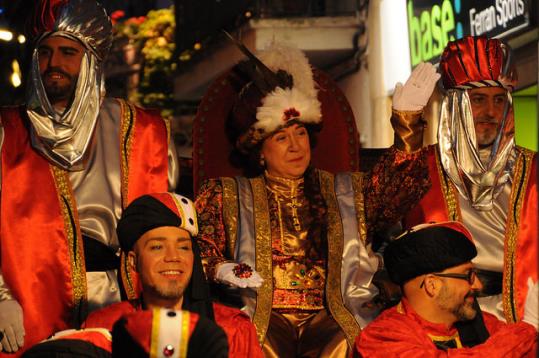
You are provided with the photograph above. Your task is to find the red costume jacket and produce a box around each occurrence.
[405,145,537,323]
[83,300,263,358]
[355,299,537,357]
[0,100,169,355]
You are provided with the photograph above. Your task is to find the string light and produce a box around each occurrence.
[11,60,21,88]
[193,42,201,50]
[179,52,191,61]
[0,30,13,42]
[17,35,25,44]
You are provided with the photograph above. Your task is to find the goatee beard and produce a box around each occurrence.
[452,292,478,321]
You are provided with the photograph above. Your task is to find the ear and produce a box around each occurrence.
[423,275,440,297]
[127,250,137,272]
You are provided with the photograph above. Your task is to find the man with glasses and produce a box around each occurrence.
[355,222,537,356]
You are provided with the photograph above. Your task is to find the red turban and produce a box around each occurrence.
[27,0,68,39]
[440,36,517,91]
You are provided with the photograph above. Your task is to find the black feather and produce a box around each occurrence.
[223,30,293,94]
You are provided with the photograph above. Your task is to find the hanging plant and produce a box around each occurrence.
[111,7,176,119]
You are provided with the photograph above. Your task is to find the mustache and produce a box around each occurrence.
[474,114,498,123]
[44,67,72,80]
[465,290,479,299]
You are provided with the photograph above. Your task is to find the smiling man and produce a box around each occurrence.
[37,36,85,107]
[83,193,262,358]
[355,222,537,357]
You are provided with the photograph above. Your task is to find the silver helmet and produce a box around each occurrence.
[26,0,112,170]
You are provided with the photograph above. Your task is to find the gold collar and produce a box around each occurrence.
[264,171,304,199]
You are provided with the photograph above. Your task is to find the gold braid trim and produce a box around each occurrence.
[427,332,463,348]
[163,116,176,179]
[221,178,239,258]
[118,99,136,209]
[179,310,190,358]
[50,165,87,325]
[120,251,137,300]
[319,170,361,347]
[249,177,273,345]
[163,116,171,147]
[351,172,368,244]
[502,148,534,323]
[118,99,137,299]
[435,147,461,221]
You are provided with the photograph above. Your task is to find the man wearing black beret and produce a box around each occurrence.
[354,222,537,357]
[82,192,263,357]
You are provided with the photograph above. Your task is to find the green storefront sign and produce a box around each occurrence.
[407,0,530,67]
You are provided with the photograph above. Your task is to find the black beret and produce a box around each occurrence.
[117,193,198,252]
[384,222,477,285]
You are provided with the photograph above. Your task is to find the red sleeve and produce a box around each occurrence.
[213,303,263,358]
[82,302,136,330]
[480,313,537,357]
[355,315,446,358]
[355,313,537,357]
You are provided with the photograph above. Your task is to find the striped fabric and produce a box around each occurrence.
[439,36,515,91]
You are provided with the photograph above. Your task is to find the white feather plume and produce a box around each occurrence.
[254,43,321,133]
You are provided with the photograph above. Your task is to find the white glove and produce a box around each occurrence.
[0,300,25,353]
[392,62,441,111]
[215,262,264,288]
[523,278,538,331]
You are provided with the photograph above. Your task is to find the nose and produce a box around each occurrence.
[163,245,181,262]
[288,133,300,151]
[486,98,497,118]
[471,274,483,292]
[43,50,60,68]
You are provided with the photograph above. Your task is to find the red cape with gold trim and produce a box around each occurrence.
[0,101,169,356]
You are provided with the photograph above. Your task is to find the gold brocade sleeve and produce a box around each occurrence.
[390,109,425,153]
[194,179,232,280]
[363,145,431,243]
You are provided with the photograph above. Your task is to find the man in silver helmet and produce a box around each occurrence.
[0,0,178,354]
[401,36,537,326]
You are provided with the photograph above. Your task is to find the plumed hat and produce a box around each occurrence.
[111,309,228,358]
[226,34,322,152]
[439,36,517,91]
[117,193,198,252]
[28,0,113,61]
[384,221,477,285]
